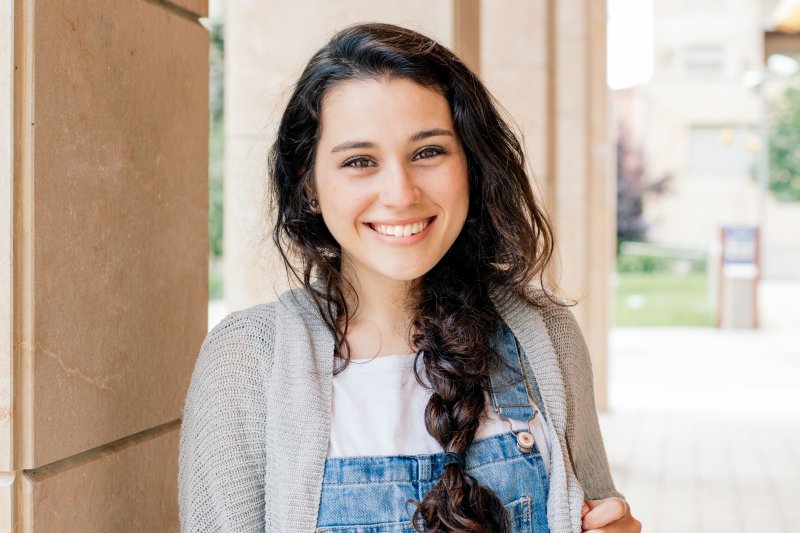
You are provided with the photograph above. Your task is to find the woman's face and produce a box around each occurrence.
[312,77,470,287]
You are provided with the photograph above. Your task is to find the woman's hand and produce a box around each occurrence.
[580,497,642,532]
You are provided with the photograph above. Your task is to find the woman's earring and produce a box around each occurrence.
[309,197,320,213]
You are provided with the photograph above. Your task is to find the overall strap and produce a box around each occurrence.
[516,337,548,423]
[487,320,541,421]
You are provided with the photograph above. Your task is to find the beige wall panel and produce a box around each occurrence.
[225,1,456,308]
[25,426,179,533]
[552,206,588,301]
[28,0,208,467]
[481,68,549,176]
[166,0,208,18]
[453,0,481,73]
[586,0,612,410]
[223,136,280,300]
[226,0,454,138]
[552,0,589,300]
[554,115,589,301]
[0,473,12,532]
[480,0,548,178]
[1,0,14,473]
[555,41,588,120]
[481,0,547,67]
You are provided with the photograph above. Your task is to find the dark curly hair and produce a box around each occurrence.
[269,22,556,533]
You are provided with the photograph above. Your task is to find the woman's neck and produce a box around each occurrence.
[338,269,417,359]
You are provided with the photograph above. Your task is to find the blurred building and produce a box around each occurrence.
[638,0,800,279]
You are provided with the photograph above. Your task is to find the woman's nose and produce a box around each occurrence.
[378,163,419,207]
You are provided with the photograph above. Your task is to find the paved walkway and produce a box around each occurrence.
[600,326,800,533]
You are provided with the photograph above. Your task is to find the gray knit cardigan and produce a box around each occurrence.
[178,285,623,532]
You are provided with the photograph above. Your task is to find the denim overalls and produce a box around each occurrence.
[315,322,550,533]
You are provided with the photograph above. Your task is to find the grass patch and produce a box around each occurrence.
[615,272,714,327]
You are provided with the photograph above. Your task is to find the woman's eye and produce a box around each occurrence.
[342,156,374,168]
[414,146,446,160]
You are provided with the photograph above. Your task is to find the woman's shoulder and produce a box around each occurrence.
[194,285,324,377]
[526,286,582,333]
[188,302,280,401]
[502,285,580,330]
[204,303,277,358]
[506,285,590,367]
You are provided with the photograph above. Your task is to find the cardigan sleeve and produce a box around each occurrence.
[539,301,624,501]
[178,305,275,532]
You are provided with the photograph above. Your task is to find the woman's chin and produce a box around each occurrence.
[368,262,435,284]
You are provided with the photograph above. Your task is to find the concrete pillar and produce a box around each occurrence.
[1,1,14,530]
[2,0,209,530]
[481,0,612,409]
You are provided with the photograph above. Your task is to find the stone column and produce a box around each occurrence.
[1,1,15,530]
[2,0,209,530]
[481,0,612,409]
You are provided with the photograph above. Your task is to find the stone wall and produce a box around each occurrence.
[2,1,209,530]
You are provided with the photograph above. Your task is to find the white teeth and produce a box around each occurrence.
[373,219,429,237]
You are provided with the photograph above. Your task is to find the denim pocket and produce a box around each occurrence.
[504,496,534,533]
[315,520,419,532]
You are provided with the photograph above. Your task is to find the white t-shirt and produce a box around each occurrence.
[326,351,551,475]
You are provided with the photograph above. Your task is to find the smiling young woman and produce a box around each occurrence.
[178,22,641,533]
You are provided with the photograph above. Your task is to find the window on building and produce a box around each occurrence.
[687,125,758,178]
[685,45,724,77]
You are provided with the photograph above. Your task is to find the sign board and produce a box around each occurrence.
[721,226,759,266]
[718,225,760,329]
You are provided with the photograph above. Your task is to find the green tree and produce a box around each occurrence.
[768,82,800,202]
[209,22,224,258]
[208,22,224,299]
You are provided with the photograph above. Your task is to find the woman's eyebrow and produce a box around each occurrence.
[409,128,454,142]
[330,128,454,153]
[331,140,375,153]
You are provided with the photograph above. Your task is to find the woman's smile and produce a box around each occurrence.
[365,215,436,243]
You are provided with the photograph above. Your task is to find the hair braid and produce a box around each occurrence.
[401,236,509,532]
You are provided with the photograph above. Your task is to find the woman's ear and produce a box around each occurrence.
[303,176,321,213]
[303,176,315,201]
